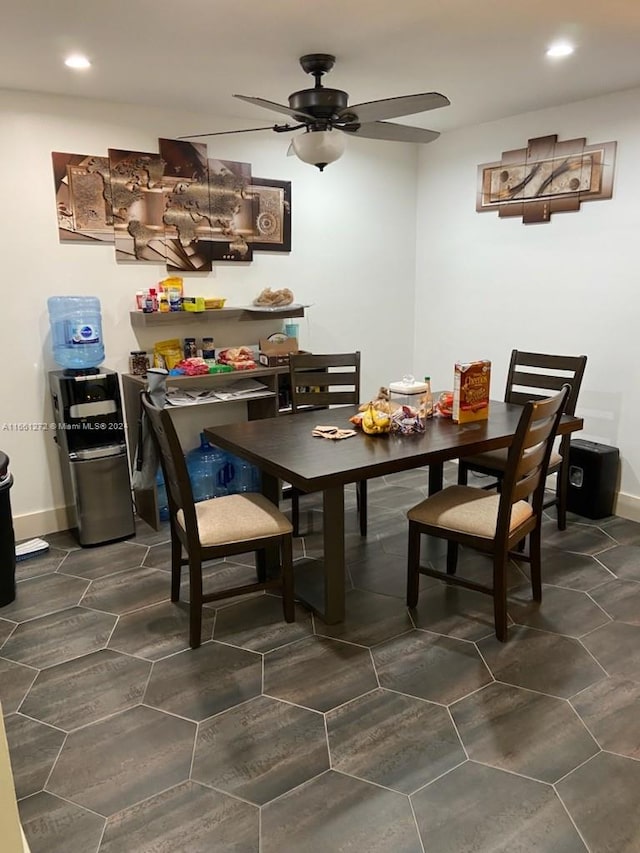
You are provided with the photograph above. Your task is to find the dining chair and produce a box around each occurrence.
[407,386,569,642]
[288,351,367,537]
[457,350,587,530]
[141,392,295,649]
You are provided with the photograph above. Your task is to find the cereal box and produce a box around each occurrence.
[452,360,491,423]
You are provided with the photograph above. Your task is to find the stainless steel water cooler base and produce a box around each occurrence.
[69,446,135,545]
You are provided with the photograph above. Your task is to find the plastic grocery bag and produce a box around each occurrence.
[131,369,168,490]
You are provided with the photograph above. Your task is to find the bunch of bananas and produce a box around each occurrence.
[362,403,391,434]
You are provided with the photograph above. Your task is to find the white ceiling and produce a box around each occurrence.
[3,0,640,136]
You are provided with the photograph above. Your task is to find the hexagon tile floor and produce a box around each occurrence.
[2,467,640,852]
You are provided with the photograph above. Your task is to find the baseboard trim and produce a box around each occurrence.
[13,506,72,541]
[613,492,640,523]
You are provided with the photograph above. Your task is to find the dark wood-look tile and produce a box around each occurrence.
[451,682,598,784]
[261,770,423,853]
[594,544,640,581]
[478,626,604,699]
[1,574,89,622]
[373,630,492,705]
[378,529,448,561]
[19,791,105,853]
[143,540,189,571]
[368,484,430,512]
[100,780,258,853]
[557,752,640,852]
[144,641,262,721]
[108,601,214,660]
[131,517,171,547]
[192,695,329,805]
[428,550,528,591]
[383,467,430,488]
[0,656,38,714]
[264,636,377,713]
[0,617,16,647]
[302,515,378,563]
[507,583,610,638]
[46,705,195,817]
[580,621,640,681]
[411,583,507,642]
[60,541,147,580]
[81,566,169,615]
[411,760,587,853]
[349,548,437,599]
[15,546,68,581]
[571,676,640,759]
[1,607,117,669]
[213,595,312,652]
[541,520,617,556]
[597,516,640,547]
[515,546,614,592]
[315,589,413,647]
[293,558,354,609]
[21,650,151,731]
[180,559,265,607]
[327,688,465,794]
[44,530,81,550]
[589,579,640,625]
[4,713,65,799]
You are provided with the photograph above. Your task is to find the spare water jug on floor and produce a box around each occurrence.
[186,434,227,502]
[47,296,105,371]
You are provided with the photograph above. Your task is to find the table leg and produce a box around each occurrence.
[428,462,444,495]
[257,471,281,580]
[322,485,345,624]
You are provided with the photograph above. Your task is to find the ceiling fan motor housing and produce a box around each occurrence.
[288,88,349,122]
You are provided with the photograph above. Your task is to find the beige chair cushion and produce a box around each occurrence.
[464,448,562,472]
[177,493,292,547]
[407,485,533,539]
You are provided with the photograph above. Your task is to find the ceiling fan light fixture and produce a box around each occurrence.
[291,128,346,171]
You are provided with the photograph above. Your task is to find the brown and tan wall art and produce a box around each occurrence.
[52,139,291,270]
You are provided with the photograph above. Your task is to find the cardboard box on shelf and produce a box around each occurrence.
[453,359,491,423]
[258,337,300,367]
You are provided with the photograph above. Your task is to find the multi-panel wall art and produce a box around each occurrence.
[52,139,291,270]
[476,134,616,224]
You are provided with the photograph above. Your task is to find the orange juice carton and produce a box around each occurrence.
[452,360,491,423]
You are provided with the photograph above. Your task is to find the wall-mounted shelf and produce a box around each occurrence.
[130,304,305,327]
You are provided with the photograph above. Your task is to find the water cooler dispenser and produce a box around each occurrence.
[49,368,135,545]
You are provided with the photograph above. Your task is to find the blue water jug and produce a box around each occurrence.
[47,296,105,370]
[186,434,227,502]
[156,469,170,522]
[224,453,260,493]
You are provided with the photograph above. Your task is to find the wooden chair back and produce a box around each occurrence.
[504,350,587,415]
[289,352,361,412]
[141,392,199,537]
[496,385,569,543]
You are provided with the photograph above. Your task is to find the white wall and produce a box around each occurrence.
[0,89,419,535]
[414,87,640,518]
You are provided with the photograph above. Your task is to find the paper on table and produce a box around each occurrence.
[165,380,271,406]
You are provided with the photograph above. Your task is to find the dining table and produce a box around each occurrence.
[205,400,583,624]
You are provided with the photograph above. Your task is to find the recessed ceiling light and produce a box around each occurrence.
[546,42,574,58]
[64,54,91,70]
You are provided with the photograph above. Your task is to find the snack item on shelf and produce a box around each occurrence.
[159,276,183,296]
[204,298,226,310]
[153,338,184,370]
[217,346,257,370]
[174,357,209,376]
[253,287,294,307]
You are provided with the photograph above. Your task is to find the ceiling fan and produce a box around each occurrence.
[179,54,450,171]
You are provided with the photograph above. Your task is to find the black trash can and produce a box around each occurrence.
[0,451,16,606]
[567,439,620,519]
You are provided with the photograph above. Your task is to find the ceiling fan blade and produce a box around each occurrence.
[234,94,316,122]
[177,126,281,140]
[346,121,440,144]
[339,92,449,124]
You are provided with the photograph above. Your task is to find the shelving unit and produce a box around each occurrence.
[129,304,305,327]
[123,305,306,528]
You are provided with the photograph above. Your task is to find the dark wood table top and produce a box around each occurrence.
[205,401,584,491]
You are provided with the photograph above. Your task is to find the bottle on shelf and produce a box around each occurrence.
[183,337,197,360]
[423,376,434,418]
